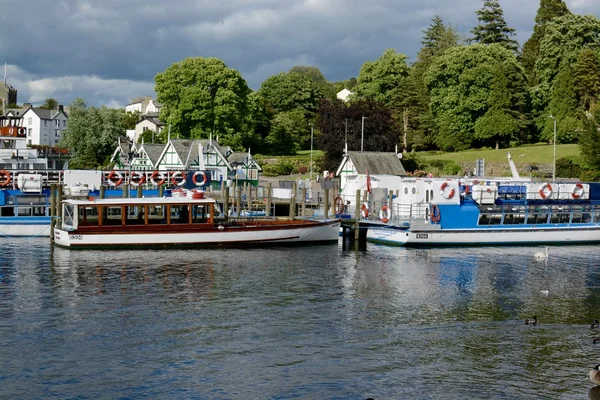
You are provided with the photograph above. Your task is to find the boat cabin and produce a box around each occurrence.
[60,197,216,231]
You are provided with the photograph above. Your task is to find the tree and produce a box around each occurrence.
[470,0,519,53]
[411,17,462,150]
[288,66,335,100]
[521,0,570,85]
[122,111,140,130]
[60,98,126,169]
[39,98,58,110]
[574,48,600,111]
[316,99,397,172]
[425,44,528,151]
[579,107,600,171]
[354,49,410,106]
[155,57,251,143]
[258,71,325,117]
[532,14,600,131]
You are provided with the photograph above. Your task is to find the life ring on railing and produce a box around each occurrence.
[379,205,391,223]
[107,171,123,186]
[0,170,11,187]
[150,171,166,186]
[572,183,585,199]
[129,171,146,186]
[539,183,553,199]
[334,196,344,215]
[171,171,186,187]
[192,171,207,186]
[430,204,441,223]
[361,202,369,218]
[440,181,455,199]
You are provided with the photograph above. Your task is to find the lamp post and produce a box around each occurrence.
[549,115,557,183]
[309,123,314,182]
[361,116,366,152]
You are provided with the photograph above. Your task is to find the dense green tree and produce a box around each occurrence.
[155,57,251,142]
[470,0,519,53]
[533,14,600,131]
[546,60,581,144]
[521,0,570,85]
[258,71,325,117]
[138,129,167,145]
[425,44,528,151]
[289,66,335,100]
[60,98,126,169]
[39,98,58,110]
[316,99,397,172]
[579,107,600,171]
[265,110,307,155]
[410,16,462,151]
[354,49,410,106]
[574,48,600,111]
[122,111,140,130]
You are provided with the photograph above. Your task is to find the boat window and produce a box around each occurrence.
[526,206,549,225]
[18,207,31,216]
[549,205,571,224]
[502,206,526,225]
[103,206,123,225]
[404,188,408,195]
[192,205,208,223]
[78,206,100,226]
[593,205,600,223]
[170,204,190,224]
[478,206,502,225]
[425,190,429,203]
[32,206,46,216]
[571,205,591,224]
[0,206,14,216]
[412,188,416,195]
[124,205,146,225]
[63,204,75,227]
[147,205,167,225]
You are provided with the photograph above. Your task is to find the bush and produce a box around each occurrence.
[298,166,308,174]
[262,164,280,177]
[555,156,582,179]
[276,161,295,175]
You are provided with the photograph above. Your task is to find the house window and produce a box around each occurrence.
[64,120,67,127]
[28,128,32,136]
[55,130,60,138]
[44,120,48,127]
[27,140,32,145]
[27,118,32,126]
[55,120,60,127]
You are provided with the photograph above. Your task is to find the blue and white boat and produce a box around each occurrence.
[366,177,600,246]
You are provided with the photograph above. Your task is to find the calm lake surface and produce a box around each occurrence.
[2,239,600,399]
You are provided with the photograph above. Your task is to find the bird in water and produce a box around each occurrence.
[591,364,600,386]
[593,338,600,344]
[525,316,538,326]
[593,320,600,329]
[534,247,549,261]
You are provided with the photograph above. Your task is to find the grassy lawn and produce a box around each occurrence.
[420,144,580,164]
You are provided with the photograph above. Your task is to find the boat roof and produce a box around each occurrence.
[62,197,217,206]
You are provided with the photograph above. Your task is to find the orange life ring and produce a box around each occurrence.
[192,171,207,186]
[0,170,11,187]
[572,183,584,199]
[334,196,344,215]
[430,204,441,223]
[107,171,123,186]
[190,189,204,199]
[150,171,166,186]
[171,171,187,187]
[440,181,455,199]
[379,205,391,223]
[539,183,552,199]
[129,171,146,186]
[361,202,369,218]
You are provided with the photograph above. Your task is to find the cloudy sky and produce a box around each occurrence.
[1,0,598,109]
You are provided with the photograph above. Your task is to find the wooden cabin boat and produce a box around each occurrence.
[53,196,341,249]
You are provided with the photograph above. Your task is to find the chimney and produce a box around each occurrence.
[58,104,63,112]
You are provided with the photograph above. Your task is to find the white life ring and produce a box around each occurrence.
[129,171,146,186]
[539,183,553,199]
[192,171,207,186]
[361,202,369,218]
[107,171,123,186]
[171,171,187,187]
[572,183,584,199]
[379,205,391,223]
[440,181,455,199]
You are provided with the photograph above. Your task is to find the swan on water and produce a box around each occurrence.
[525,316,538,326]
[591,364,600,386]
[534,247,548,260]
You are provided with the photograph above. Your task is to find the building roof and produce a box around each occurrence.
[25,108,66,120]
[227,152,262,171]
[139,113,164,127]
[342,151,407,176]
[140,143,164,166]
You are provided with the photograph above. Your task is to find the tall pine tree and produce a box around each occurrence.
[521,0,570,85]
[470,0,519,53]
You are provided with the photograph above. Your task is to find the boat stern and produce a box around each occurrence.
[53,228,73,247]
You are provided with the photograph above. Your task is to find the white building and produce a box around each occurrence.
[336,88,354,102]
[20,107,68,146]
[125,96,161,115]
[134,114,165,143]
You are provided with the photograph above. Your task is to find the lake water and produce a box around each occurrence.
[2,239,600,399]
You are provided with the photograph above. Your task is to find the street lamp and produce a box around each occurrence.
[549,115,557,183]
[361,116,366,152]
[309,123,314,182]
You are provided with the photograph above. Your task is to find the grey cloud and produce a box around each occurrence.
[1,0,597,107]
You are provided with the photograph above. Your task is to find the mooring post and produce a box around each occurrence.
[100,185,106,199]
[324,188,329,219]
[224,186,230,221]
[236,187,242,218]
[355,189,360,241]
[266,182,272,217]
[50,183,56,217]
[289,182,297,219]
[301,187,306,217]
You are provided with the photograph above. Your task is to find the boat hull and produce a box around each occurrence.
[53,219,341,249]
[367,225,600,247]
[0,217,53,237]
